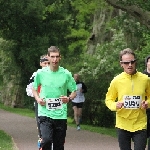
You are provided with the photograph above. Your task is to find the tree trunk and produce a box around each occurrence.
[87,6,117,54]
[0,39,24,107]
[105,0,150,29]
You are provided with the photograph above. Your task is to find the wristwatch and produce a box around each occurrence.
[68,97,72,102]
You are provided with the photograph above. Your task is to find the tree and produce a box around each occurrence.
[0,0,70,106]
[105,0,150,29]
[0,0,95,107]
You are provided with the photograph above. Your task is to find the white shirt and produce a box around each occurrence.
[72,83,85,103]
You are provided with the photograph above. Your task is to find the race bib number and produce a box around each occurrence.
[123,95,141,109]
[46,98,62,110]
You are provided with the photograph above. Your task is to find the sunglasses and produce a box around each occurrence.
[120,59,136,65]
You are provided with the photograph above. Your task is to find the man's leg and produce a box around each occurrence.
[39,116,53,150]
[53,119,67,150]
[133,129,147,150]
[117,128,132,150]
[77,102,83,124]
[78,108,82,124]
[77,102,84,130]
[148,137,150,150]
[35,100,41,138]
[73,106,79,126]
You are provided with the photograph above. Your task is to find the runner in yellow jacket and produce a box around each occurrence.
[105,48,150,150]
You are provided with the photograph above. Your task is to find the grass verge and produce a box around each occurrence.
[0,130,17,150]
[0,103,35,118]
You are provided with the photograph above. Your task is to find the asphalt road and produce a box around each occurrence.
[0,109,136,150]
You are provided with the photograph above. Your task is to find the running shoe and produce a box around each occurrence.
[77,126,80,131]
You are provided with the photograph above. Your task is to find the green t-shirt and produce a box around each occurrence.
[33,66,77,119]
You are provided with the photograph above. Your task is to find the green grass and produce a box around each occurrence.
[0,103,35,118]
[0,130,17,150]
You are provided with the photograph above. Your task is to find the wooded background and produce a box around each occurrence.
[0,0,150,127]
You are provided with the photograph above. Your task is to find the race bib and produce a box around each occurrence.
[123,95,142,109]
[46,98,62,110]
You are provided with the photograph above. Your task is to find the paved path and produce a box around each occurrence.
[0,109,123,150]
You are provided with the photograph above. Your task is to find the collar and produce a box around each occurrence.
[122,71,138,78]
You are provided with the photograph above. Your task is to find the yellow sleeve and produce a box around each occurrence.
[105,79,118,111]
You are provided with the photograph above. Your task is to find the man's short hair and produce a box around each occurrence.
[40,55,48,62]
[119,48,136,61]
[47,46,60,56]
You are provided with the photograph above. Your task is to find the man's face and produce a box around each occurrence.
[147,58,150,71]
[120,54,136,75]
[74,74,79,82]
[48,52,61,68]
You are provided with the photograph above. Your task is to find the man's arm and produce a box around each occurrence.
[60,91,77,103]
[105,80,119,111]
[62,71,77,102]
[32,87,46,106]
[26,72,37,97]
[32,87,39,101]
[26,83,34,97]
[69,91,77,101]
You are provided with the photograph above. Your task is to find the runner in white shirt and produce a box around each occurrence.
[72,74,87,130]
[26,55,49,147]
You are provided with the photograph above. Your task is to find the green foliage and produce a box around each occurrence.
[70,0,97,24]
[68,100,115,128]
[67,28,127,127]
[1,0,150,128]
[136,34,150,72]
[83,100,115,127]
[0,38,16,75]
[67,29,90,51]
[0,0,50,84]
[115,13,148,50]
[115,0,150,11]
[80,29,127,98]
[0,0,97,84]
[60,0,97,73]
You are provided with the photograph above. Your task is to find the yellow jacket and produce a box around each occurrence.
[105,71,150,132]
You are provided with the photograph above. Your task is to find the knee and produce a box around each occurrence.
[42,134,53,144]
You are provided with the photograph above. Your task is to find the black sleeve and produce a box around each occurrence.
[28,76,35,84]
[81,82,87,93]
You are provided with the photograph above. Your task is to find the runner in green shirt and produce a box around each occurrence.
[32,46,77,150]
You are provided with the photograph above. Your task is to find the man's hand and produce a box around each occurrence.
[116,102,124,109]
[37,98,46,106]
[141,101,148,109]
[60,96,70,103]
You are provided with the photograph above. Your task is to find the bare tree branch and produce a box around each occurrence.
[105,0,150,29]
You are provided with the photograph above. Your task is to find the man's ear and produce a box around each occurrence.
[39,62,42,67]
[120,63,123,68]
